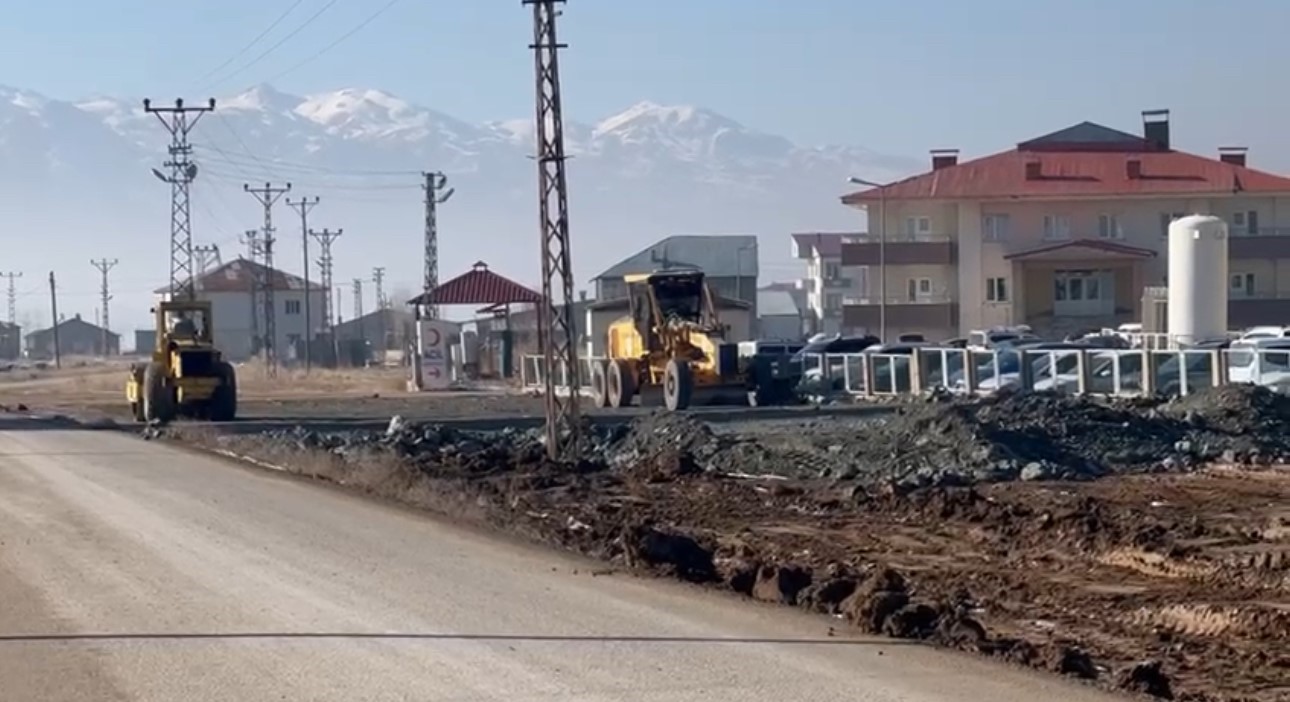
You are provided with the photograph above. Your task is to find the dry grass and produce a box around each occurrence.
[233,359,409,398]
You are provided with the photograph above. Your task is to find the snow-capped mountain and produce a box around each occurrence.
[0,83,919,328]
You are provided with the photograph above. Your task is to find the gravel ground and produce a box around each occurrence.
[143,384,1290,701]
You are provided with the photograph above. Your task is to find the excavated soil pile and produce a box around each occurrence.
[194,388,1290,701]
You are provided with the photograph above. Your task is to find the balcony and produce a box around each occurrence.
[841,294,959,330]
[841,233,956,266]
[819,276,853,289]
[1229,227,1290,259]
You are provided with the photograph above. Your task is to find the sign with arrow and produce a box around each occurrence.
[417,319,454,390]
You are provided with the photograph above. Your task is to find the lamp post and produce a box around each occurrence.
[848,176,888,340]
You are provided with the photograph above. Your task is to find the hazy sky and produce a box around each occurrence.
[3,0,1289,164]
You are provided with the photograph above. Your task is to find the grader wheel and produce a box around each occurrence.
[607,360,636,408]
[663,359,694,411]
[590,361,610,408]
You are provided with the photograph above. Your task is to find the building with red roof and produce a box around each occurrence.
[835,110,1290,340]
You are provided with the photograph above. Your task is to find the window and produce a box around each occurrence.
[982,214,1010,242]
[1042,214,1071,241]
[903,216,931,238]
[906,278,933,301]
[1231,273,1256,298]
[825,294,842,311]
[986,277,1009,302]
[1232,210,1257,234]
[823,262,840,280]
[1098,214,1124,240]
[1160,212,1185,237]
[285,299,302,315]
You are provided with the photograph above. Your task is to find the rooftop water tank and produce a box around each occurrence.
[1167,214,1228,346]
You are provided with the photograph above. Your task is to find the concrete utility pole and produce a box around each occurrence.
[352,278,365,362]
[286,195,320,372]
[527,0,580,459]
[143,98,215,301]
[244,181,291,375]
[90,258,118,357]
[48,271,60,369]
[241,229,263,356]
[194,243,222,275]
[308,228,342,338]
[422,171,454,319]
[1,272,21,326]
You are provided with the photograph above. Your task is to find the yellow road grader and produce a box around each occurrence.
[126,300,237,423]
[589,269,796,411]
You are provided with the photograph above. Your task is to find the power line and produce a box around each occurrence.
[262,0,404,84]
[202,0,343,91]
[193,143,419,176]
[193,0,309,86]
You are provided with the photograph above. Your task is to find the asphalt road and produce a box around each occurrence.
[0,421,1124,701]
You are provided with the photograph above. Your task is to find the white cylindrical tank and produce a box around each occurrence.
[1167,214,1229,345]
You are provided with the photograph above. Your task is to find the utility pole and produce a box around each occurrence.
[244,181,291,375]
[352,278,365,364]
[143,98,215,300]
[1,272,21,326]
[371,266,387,365]
[48,271,60,369]
[241,229,262,357]
[287,195,320,372]
[90,258,118,356]
[421,171,454,319]
[194,243,222,274]
[527,0,580,459]
[308,228,342,338]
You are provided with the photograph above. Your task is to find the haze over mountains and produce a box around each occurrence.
[0,83,918,330]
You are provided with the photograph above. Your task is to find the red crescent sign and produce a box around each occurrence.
[425,327,442,347]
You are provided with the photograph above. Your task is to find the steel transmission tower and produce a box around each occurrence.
[308,228,342,336]
[352,279,364,321]
[1,272,21,326]
[287,195,320,371]
[526,0,580,459]
[244,182,291,374]
[90,258,119,356]
[421,171,454,319]
[143,98,215,300]
[372,267,387,310]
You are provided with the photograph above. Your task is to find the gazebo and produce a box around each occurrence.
[406,261,542,383]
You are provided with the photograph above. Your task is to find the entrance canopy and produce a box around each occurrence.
[1004,238,1156,262]
[406,261,542,307]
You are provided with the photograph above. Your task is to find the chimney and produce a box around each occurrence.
[930,149,959,170]
[1024,160,1042,180]
[1219,146,1248,167]
[1142,109,1170,150]
[578,290,588,302]
[1126,158,1143,179]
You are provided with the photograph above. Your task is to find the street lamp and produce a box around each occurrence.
[848,176,888,341]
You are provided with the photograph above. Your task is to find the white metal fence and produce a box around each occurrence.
[519,346,1290,400]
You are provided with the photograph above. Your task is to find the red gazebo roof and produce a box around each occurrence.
[407,261,542,306]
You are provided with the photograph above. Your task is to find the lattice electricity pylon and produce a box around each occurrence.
[245,182,291,375]
[144,98,215,300]
[525,0,580,460]
[309,228,343,333]
[422,171,454,319]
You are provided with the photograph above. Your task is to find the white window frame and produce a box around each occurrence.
[1042,214,1071,241]
[907,277,933,302]
[986,277,1009,302]
[1231,272,1256,298]
[982,214,1010,242]
[823,261,840,280]
[285,299,302,315]
[1232,211,1246,227]
[903,216,932,239]
[1097,214,1124,240]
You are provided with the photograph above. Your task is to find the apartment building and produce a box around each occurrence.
[839,110,1290,341]
[790,232,865,336]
